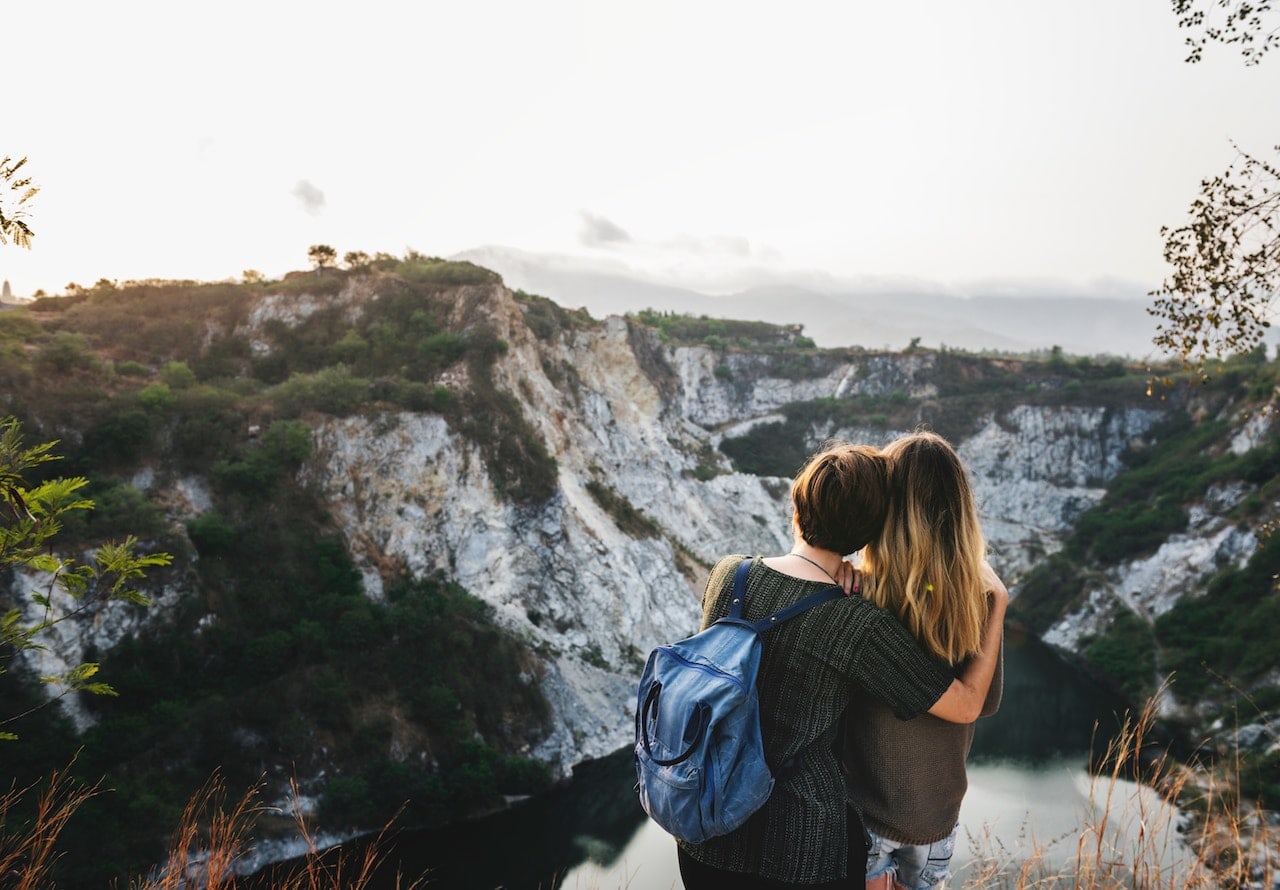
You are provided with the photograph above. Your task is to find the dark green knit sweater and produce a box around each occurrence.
[677,556,954,884]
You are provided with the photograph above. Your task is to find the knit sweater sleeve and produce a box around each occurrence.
[850,609,954,720]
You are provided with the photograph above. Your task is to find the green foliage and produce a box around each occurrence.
[1237,749,1280,808]
[1155,530,1280,699]
[80,407,154,468]
[136,382,173,412]
[36,332,97,373]
[1071,498,1189,564]
[159,360,197,389]
[265,270,347,297]
[629,309,813,350]
[167,385,245,469]
[585,480,660,538]
[51,281,252,367]
[720,420,812,478]
[514,289,593,340]
[185,512,237,556]
[268,365,370,417]
[1009,554,1091,633]
[454,347,558,504]
[0,308,41,342]
[1083,606,1158,702]
[307,244,337,270]
[56,478,169,546]
[209,419,312,498]
[394,256,500,287]
[0,419,172,740]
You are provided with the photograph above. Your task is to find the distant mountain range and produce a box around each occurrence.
[455,246,1167,359]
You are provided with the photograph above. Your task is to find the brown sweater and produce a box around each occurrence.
[677,556,955,884]
[842,640,1005,844]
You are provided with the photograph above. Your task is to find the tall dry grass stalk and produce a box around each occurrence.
[0,762,102,890]
[957,694,1278,889]
[0,763,426,889]
[134,774,427,890]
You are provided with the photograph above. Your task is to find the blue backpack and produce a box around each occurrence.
[634,557,844,844]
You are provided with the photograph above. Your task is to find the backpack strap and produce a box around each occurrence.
[724,558,754,621]
[721,557,844,633]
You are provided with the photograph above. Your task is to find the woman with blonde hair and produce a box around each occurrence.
[841,431,1005,890]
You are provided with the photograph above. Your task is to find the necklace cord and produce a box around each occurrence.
[788,550,839,584]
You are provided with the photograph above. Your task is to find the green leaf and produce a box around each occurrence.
[80,683,118,697]
[26,553,63,574]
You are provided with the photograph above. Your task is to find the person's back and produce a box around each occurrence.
[673,441,1007,890]
[841,432,1005,890]
[685,554,956,885]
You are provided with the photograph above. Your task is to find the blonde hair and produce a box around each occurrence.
[862,431,989,664]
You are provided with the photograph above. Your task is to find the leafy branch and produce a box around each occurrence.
[1149,142,1280,379]
[0,155,37,249]
[0,418,173,740]
[1173,0,1280,65]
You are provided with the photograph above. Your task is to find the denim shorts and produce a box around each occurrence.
[864,822,958,890]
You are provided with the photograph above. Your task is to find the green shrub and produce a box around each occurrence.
[585,480,661,538]
[169,386,243,468]
[396,257,500,287]
[268,365,369,417]
[0,309,42,342]
[455,383,557,505]
[1009,553,1089,632]
[57,477,169,545]
[1083,606,1157,701]
[81,408,154,468]
[159,361,197,389]
[1071,497,1188,564]
[210,420,313,498]
[720,420,811,478]
[418,331,467,368]
[36,331,97,372]
[187,513,237,556]
[515,290,593,340]
[1155,531,1280,699]
[137,382,173,412]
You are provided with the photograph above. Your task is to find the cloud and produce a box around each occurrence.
[578,212,632,247]
[291,179,326,216]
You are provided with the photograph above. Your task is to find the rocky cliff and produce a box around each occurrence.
[10,271,1277,790]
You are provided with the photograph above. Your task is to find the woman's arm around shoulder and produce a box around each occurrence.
[927,561,1008,724]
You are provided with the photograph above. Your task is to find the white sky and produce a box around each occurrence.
[4,0,1279,299]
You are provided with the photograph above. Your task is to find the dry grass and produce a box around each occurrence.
[957,696,1278,889]
[0,762,102,889]
[1,698,1275,889]
[132,774,428,890]
[0,768,427,889]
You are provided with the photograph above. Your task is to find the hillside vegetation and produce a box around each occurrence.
[1,260,1277,884]
[0,259,561,884]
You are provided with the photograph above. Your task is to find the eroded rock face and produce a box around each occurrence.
[12,278,1272,781]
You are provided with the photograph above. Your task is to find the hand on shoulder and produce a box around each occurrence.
[980,560,1009,614]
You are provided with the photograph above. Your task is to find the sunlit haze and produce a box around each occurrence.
[6,0,1280,303]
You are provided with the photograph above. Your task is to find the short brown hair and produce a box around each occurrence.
[790,442,890,554]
